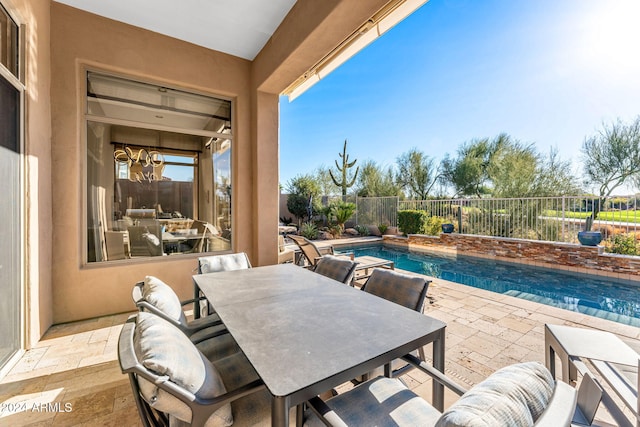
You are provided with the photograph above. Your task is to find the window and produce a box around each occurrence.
[85,71,232,263]
[0,2,19,78]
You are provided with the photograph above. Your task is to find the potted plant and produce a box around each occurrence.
[441,223,454,233]
[578,215,602,246]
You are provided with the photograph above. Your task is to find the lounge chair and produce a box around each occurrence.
[287,234,352,268]
[304,356,578,427]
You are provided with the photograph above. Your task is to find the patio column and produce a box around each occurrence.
[251,90,279,266]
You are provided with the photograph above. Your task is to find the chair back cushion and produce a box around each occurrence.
[198,253,251,274]
[435,362,555,427]
[363,269,429,311]
[314,255,357,284]
[288,235,323,265]
[134,312,233,426]
[142,276,187,325]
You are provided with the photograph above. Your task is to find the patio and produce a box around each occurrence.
[2,270,638,426]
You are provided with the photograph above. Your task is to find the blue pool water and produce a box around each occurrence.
[340,244,640,327]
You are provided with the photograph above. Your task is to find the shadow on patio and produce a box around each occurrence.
[2,273,638,426]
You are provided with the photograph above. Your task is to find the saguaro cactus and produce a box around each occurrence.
[329,140,359,200]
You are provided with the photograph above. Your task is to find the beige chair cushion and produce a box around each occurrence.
[133,312,233,427]
[142,276,187,325]
[435,362,555,427]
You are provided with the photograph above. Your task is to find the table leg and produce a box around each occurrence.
[193,279,201,319]
[272,396,289,427]
[432,328,445,411]
[544,325,577,384]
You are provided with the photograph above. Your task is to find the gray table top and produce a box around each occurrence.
[546,324,639,366]
[193,264,446,401]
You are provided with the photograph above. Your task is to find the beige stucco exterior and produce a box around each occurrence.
[5,0,397,347]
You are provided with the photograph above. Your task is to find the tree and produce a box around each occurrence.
[356,160,401,197]
[313,165,339,196]
[530,149,582,196]
[329,140,359,200]
[440,138,497,197]
[582,117,640,229]
[396,148,439,199]
[285,174,322,225]
[441,134,579,198]
[490,139,539,198]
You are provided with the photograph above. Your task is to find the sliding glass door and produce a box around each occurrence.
[0,73,21,369]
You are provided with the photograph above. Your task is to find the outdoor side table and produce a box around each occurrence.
[545,323,639,427]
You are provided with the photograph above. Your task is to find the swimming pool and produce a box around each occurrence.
[339,244,640,327]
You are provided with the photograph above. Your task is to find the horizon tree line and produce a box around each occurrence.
[284,116,640,209]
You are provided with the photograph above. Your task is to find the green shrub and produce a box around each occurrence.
[425,216,447,236]
[605,233,639,255]
[398,210,428,235]
[377,223,389,234]
[299,222,319,240]
[354,224,369,236]
[326,201,356,231]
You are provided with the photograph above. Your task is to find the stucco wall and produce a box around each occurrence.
[49,3,258,323]
[46,0,396,324]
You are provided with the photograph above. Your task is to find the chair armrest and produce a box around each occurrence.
[533,380,577,427]
[307,396,349,427]
[402,354,467,397]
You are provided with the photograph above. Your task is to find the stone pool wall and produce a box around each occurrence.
[382,233,640,282]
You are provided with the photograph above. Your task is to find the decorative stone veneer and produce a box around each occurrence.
[382,233,640,282]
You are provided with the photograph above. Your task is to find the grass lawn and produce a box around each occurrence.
[544,210,640,224]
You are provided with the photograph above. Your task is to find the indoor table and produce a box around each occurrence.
[193,263,447,427]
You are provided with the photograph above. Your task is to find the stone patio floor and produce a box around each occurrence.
[1,271,639,426]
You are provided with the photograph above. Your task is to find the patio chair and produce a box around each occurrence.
[357,268,431,378]
[132,276,226,346]
[312,255,358,285]
[304,356,578,427]
[278,235,295,264]
[195,252,252,318]
[118,312,275,427]
[287,234,352,268]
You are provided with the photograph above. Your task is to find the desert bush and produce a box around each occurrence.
[605,233,640,255]
[299,222,319,240]
[398,210,428,235]
[354,224,369,236]
[425,216,447,236]
[377,223,389,234]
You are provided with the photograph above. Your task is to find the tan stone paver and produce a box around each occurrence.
[1,268,638,426]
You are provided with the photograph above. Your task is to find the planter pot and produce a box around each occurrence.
[577,231,602,246]
[441,223,454,234]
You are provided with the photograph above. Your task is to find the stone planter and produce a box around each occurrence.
[441,223,454,233]
[577,231,602,246]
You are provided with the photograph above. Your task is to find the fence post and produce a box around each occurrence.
[561,196,566,242]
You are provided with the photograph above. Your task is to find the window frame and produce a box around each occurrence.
[0,0,25,374]
[81,68,234,266]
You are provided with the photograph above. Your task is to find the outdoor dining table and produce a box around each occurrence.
[193,263,447,427]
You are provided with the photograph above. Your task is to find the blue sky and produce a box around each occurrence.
[279,0,640,194]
